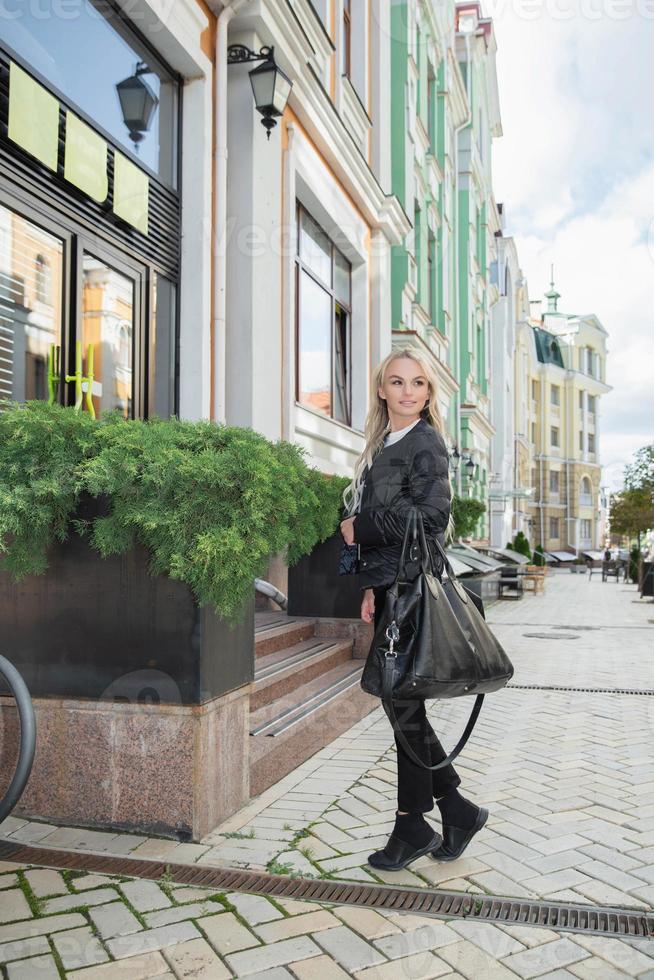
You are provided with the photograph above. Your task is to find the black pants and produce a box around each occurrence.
[373,585,461,813]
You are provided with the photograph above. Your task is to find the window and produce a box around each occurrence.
[295,204,352,426]
[550,470,559,494]
[531,421,536,443]
[1,0,180,187]
[549,517,560,539]
[550,426,559,448]
[550,384,560,406]
[579,430,584,451]
[588,433,595,454]
[579,389,584,410]
[580,519,591,539]
[588,394,596,414]
[342,0,352,78]
[531,379,538,400]
[531,467,538,488]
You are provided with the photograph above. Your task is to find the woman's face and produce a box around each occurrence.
[378,357,430,423]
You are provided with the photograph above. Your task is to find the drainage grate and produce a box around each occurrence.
[507,683,654,696]
[0,839,652,941]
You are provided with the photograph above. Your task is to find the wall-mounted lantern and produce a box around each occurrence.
[227,44,292,140]
[116,62,159,150]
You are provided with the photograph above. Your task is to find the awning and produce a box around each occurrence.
[547,551,576,562]
[484,547,530,565]
[450,545,504,569]
[582,550,604,561]
[445,552,479,577]
[447,551,497,573]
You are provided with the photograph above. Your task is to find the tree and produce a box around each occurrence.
[609,487,654,549]
[451,495,486,540]
[625,444,654,493]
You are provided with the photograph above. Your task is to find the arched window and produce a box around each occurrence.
[580,477,591,494]
[580,477,592,506]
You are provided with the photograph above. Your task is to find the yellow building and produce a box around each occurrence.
[514,276,611,555]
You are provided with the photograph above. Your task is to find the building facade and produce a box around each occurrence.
[514,278,611,555]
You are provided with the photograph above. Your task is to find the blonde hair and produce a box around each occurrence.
[342,347,455,539]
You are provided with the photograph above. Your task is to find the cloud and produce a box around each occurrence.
[489,6,654,488]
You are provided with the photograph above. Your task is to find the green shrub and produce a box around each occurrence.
[511,531,532,558]
[629,546,641,584]
[0,401,349,625]
[532,544,546,566]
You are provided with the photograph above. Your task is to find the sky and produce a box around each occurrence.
[490,1,654,490]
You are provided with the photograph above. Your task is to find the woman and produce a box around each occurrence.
[340,347,488,872]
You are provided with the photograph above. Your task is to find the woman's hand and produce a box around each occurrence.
[340,516,356,545]
[361,588,375,624]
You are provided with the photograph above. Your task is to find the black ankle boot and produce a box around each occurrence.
[367,811,442,872]
[431,791,488,862]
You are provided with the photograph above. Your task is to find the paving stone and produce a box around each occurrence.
[196,910,261,955]
[43,886,119,914]
[449,920,526,958]
[0,911,87,944]
[23,868,69,898]
[105,921,200,959]
[144,899,221,928]
[222,891,285,924]
[247,970,294,980]
[352,951,452,979]
[571,933,654,974]
[253,909,339,942]
[290,952,353,979]
[72,875,121,892]
[331,906,401,939]
[0,934,50,964]
[0,874,18,890]
[576,860,649,893]
[224,935,323,975]
[502,938,591,978]
[0,889,32,923]
[89,900,143,939]
[118,880,172,913]
[373,922,459,960]
[51,924,110,969]
[67,949,171,978]
[569,957,633,979]
[7,953,61,979]
[439,938,521,978]
[161,936,232,978]
[312,925,387,972]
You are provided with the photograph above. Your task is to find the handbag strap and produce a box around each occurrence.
[381,656,484,770]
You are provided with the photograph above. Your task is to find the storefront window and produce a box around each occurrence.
[1,0,178,187]
[0,204,63,404]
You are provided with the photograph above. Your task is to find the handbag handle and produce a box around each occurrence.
[381,655,484,770]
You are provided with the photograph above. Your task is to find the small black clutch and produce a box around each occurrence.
[338,541,360,575]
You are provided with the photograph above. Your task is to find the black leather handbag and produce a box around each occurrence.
[360,507,514,770]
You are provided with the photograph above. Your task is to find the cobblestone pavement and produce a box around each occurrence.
[1,571,653,977]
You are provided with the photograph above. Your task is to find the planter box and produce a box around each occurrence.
[0,495,254,841]
[288,530,364,619]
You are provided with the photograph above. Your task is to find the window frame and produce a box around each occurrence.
[342,0,352,79]
[294,202,352,427]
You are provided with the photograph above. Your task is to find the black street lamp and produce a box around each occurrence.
[227,44,292,139]
[116,62,159,150]
[449,446,461,477]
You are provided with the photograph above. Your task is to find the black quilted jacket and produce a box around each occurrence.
[352,417,451,591]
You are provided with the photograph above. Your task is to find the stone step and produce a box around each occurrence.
[254,614,317,658]
[249,660,375,798]
[251,637,354,712]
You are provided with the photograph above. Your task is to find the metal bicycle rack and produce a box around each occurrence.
[0,655,36,824]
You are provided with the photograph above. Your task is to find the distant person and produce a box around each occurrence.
[586,557,594,579]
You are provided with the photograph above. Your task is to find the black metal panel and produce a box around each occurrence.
[0,498,254,705]
[0,50,180,280]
